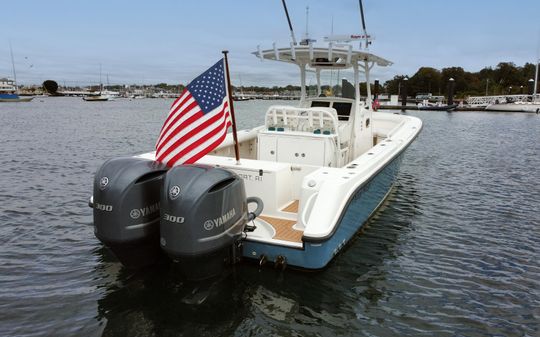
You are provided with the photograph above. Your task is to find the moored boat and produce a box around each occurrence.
[90,0,422,278]
[90,40,422,277]
[233,95,250,101]
[0,78,33,103]
[485,100,540,113]
[418,100,458,111]
[83,94,112,102]
[83,89,118,101]
[83,67,117,101]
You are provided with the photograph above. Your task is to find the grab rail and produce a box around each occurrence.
[265,106,340,133]
[467,94,540,107]
[301,192,319,228]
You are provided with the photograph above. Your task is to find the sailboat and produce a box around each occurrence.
[0,45,33,102]
[485,58,540,113]
[233,74,250,101]
[83,83,113,101]
[83,68,115,101]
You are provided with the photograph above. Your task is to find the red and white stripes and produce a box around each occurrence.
[155,89,231,166]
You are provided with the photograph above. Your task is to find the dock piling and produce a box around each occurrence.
[528,79,534,96]
[447,78,455,106]
[401,77,408,111]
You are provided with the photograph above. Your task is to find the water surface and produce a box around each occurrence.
[0,98,539,336]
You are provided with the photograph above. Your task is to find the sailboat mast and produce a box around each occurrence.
[9,43,18,91]
[534,58,539,97]
[99,64,103,93]
[239,74,244,96]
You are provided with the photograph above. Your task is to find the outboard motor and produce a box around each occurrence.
[92,157,168,268]
[160,165,263,280]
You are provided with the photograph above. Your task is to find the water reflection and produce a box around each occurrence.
[96,262,246,335]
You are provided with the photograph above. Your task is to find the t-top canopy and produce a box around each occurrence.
[252,45,392,69]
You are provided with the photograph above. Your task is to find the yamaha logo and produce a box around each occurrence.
[203,208,236,231]
[130,203,160,219]
[203,220,214,231]
[169,185,181,200]
[130,209,141,219]
[99,177,109,190]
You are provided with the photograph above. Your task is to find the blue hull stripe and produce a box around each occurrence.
[0,94,19,99]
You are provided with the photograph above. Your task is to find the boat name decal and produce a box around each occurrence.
[163,213,185,224]
[95,202,113,212]
[130,202,160,219]
[204,208,236,231]
[237,173,263,182]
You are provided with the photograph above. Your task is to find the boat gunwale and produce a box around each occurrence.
[302,115,423,243]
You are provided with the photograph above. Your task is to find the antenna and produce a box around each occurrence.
[281,0,297,45]
[534,57,539,96]
[304,6,310,40]
[358,0,369,49]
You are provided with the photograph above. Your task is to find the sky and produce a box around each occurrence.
[1,0,539,87]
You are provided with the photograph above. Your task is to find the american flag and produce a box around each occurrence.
[155,59,231,166]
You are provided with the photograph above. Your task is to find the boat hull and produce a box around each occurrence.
[83,96,110,101]
[242,151,404,269]
[485,103,540,112]
[0,94,33,102]
[418,104,457,111]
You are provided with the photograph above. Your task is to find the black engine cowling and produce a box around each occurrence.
[92,157,168,268]
[160,165,251,280]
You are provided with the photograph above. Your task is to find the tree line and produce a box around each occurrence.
[37,61,537,98]
[383,62,537,98]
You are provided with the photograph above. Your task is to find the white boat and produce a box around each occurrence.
[83,67,118,101]
[83,95,110,101]
[485,98,540,113]
[0,78,32,102]
[83,89,118,101]
[0,79,33,102]
[90,39,422,277]
[234,75,251,101]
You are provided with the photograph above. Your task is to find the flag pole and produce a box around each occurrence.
[222,50,241,164]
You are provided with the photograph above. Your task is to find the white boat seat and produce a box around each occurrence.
[338,121,352,146]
